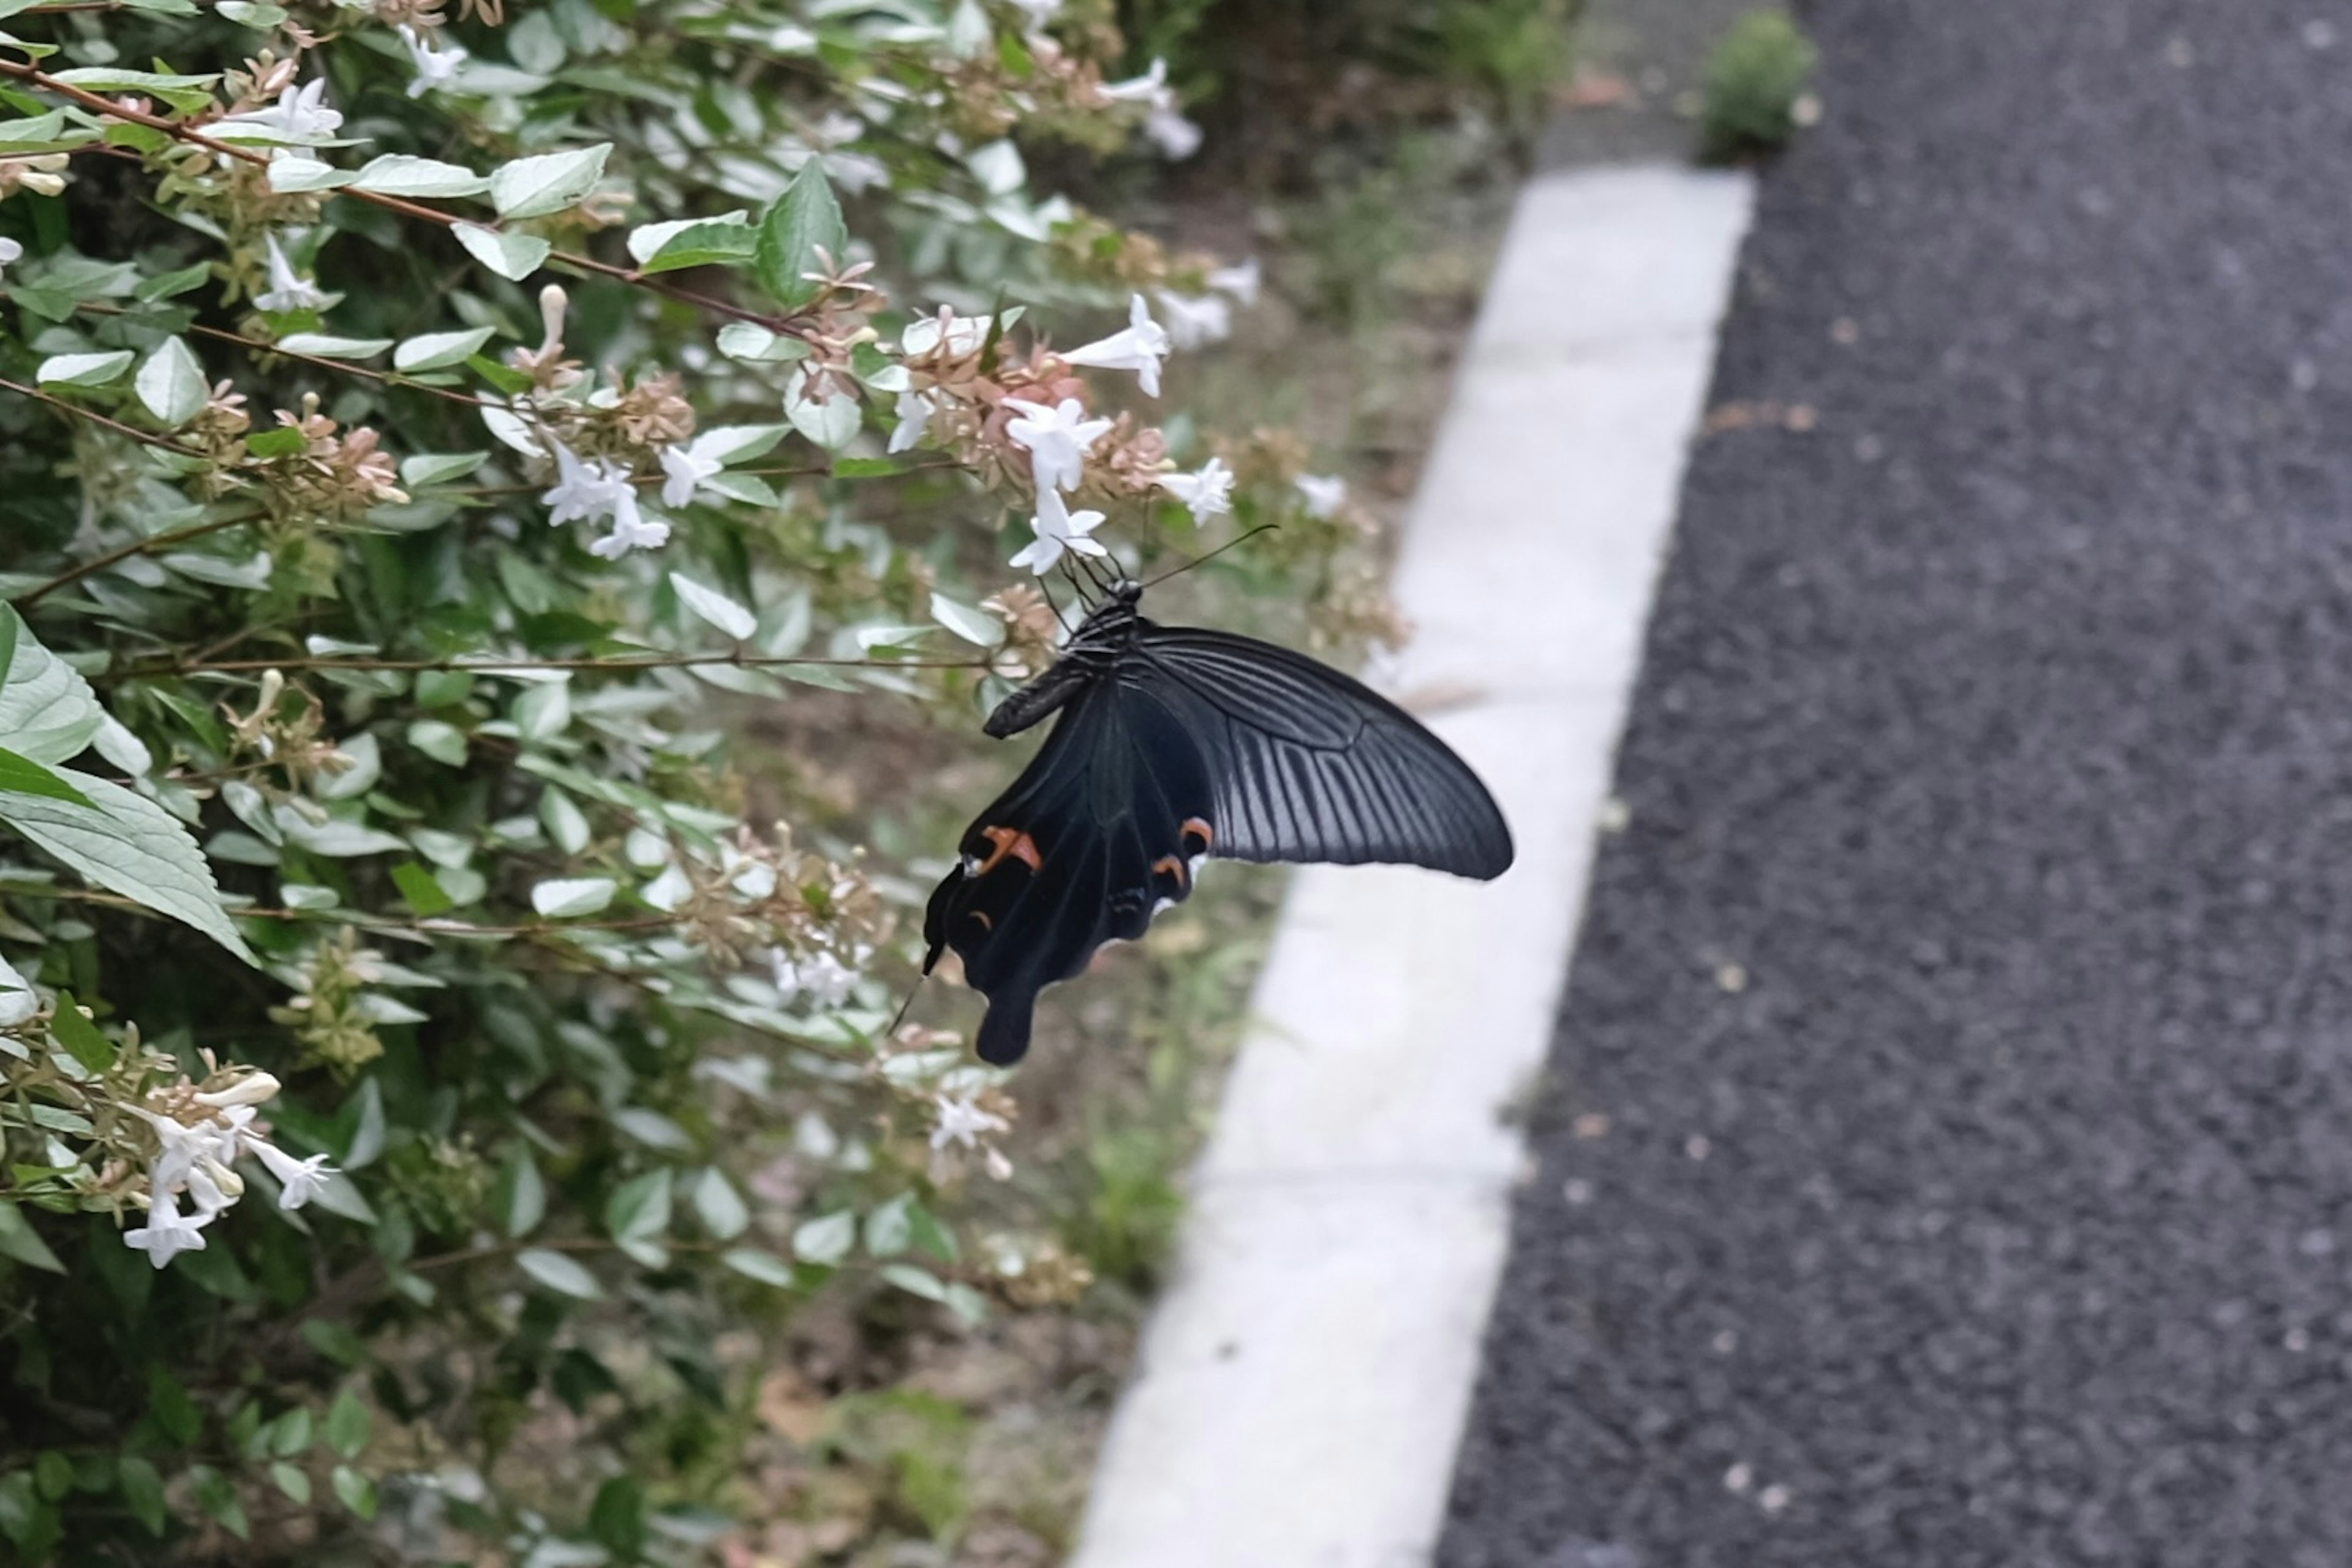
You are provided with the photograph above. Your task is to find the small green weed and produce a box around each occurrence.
[1699,8,1819,162]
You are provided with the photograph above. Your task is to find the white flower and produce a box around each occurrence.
[217,77,343,141]
[1295,473,1347,518]
[255,233,328,313]
[888,391,935,454]
[658,437,726,508]
[1061,294,1172,397]
[1156,456,1234,522]
[397,24,468,97]
[1003,396,1112,493]
[1010,486,1109,575]
[124,1189,213,1269]
[1144,106,1203,160]
[541,439,633,525]
[194,1071,281,1109]
[249,1137,339,1210]
[587,500,671,560]
[183,1153,244,1217]
[1101,57,1172,105]
[929,1091,1009,1152]
[0,236,21,282]
[778,951,858,1008]
[902,311,989,357]
[1207,258,1261,306]
[133,1106,239,1197]
[1152,288,1230,350]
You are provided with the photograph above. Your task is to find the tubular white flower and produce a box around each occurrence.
[888,391,935,454]
[1100,57,1172,105]
[1156,456,1234,522]
[1144,106,1203,160]
[541,439,635,526]
[1295,472,1347,518]
[0,236,21,282]
[1010,486,1109,575]
[930,1091,1009,1152]
[248,1137,339,1211]
[1152,289,1231,350]
[1207,258,1261,306]
[794,951,858,1008]
[217,78,343,141]
[658,437,725,508]
[255,234,329,314]
[1060,295,1173,397]
[194,1071,282,1109]
[1003,396,1113,492]
[587,501,671,560]
[124,1189,213,1268]
[397,24,468,97]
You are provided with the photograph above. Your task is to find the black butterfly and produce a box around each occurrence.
[923,579,1513,1065]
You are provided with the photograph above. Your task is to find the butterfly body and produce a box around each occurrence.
[924,581,1512,1065]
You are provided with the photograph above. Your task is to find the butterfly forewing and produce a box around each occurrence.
[927,583,1512,1065]
[1133,625,1513,879]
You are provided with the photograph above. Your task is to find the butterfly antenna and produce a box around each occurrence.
[885,972,925,1039]
[1141,524,1282,589]
[1036,573,1076,636]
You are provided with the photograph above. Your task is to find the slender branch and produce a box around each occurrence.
[0,58,809,335]
[0,879,685,938]
[447,456,964,497]
[182,319,497,409]
[107,647,1001,680]
[0,374,204,458]
[15,508,266,608]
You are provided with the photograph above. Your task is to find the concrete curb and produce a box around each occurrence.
[1068,165,1754,1568]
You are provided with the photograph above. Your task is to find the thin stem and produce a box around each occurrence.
[0,879,684,938]
[0,374,204,458]
[0,58,809,336]
[183,321,496,409]
[107,648,999,680]
[16,508,266,608]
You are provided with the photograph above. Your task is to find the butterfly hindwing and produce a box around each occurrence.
[924,682,1214,1065]
[1132,624,1514,879]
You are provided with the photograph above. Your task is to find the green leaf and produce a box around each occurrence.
[864,1193,913,1257]
[689,1169,749,1240]
[451,222,551,282]
[134,336,208,427]
[399,450,489,488]
[928,594,1004,647]
[494,1144,545,1238]
[32,1451,68,1501]
[791,1209,856,1266]
[116,1456,166,1536]
[529,876,614,918]
[393,325,496,373]
[33,349,132,388]
[668,572,756,639]
[265,157,351,193]
[783,364,862,450]
[0,769,256,962]
[880,1261,951,1303]
[244,426,307,459]
[267,1406,312,1457]
[269,1463,311,1504]
[331,1464,375,1519]
[604,1168,672,1243]
[323,1391,369,1459]
[488,143,611,219]
[276,333,394,360]
[753,160,848,308]
[187,1464,248,1539]
[0,748,89,805]
[633,215,760,274]
[46,990,111,1071]
[516,1246,602,1298]
[720,1246,795,1287]
[148,1366,201,1446]
[0,1202,62,1272]
[350,153,490,198]
[390,861,453,916]
[135,261,212,302]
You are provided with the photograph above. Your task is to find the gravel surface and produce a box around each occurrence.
[1438,4,2352,1564]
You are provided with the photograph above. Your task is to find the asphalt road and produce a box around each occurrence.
[1438,4,2352,1564]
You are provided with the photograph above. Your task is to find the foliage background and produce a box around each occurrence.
[0,0,1564,1564]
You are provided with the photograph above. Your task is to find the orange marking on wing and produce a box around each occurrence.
[1181,816,1215,853]
[978,824,1043,874]
[1153,854,1189,889]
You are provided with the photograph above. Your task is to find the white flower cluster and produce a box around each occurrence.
[123,1074,341,1269]
[542,439,672,560]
